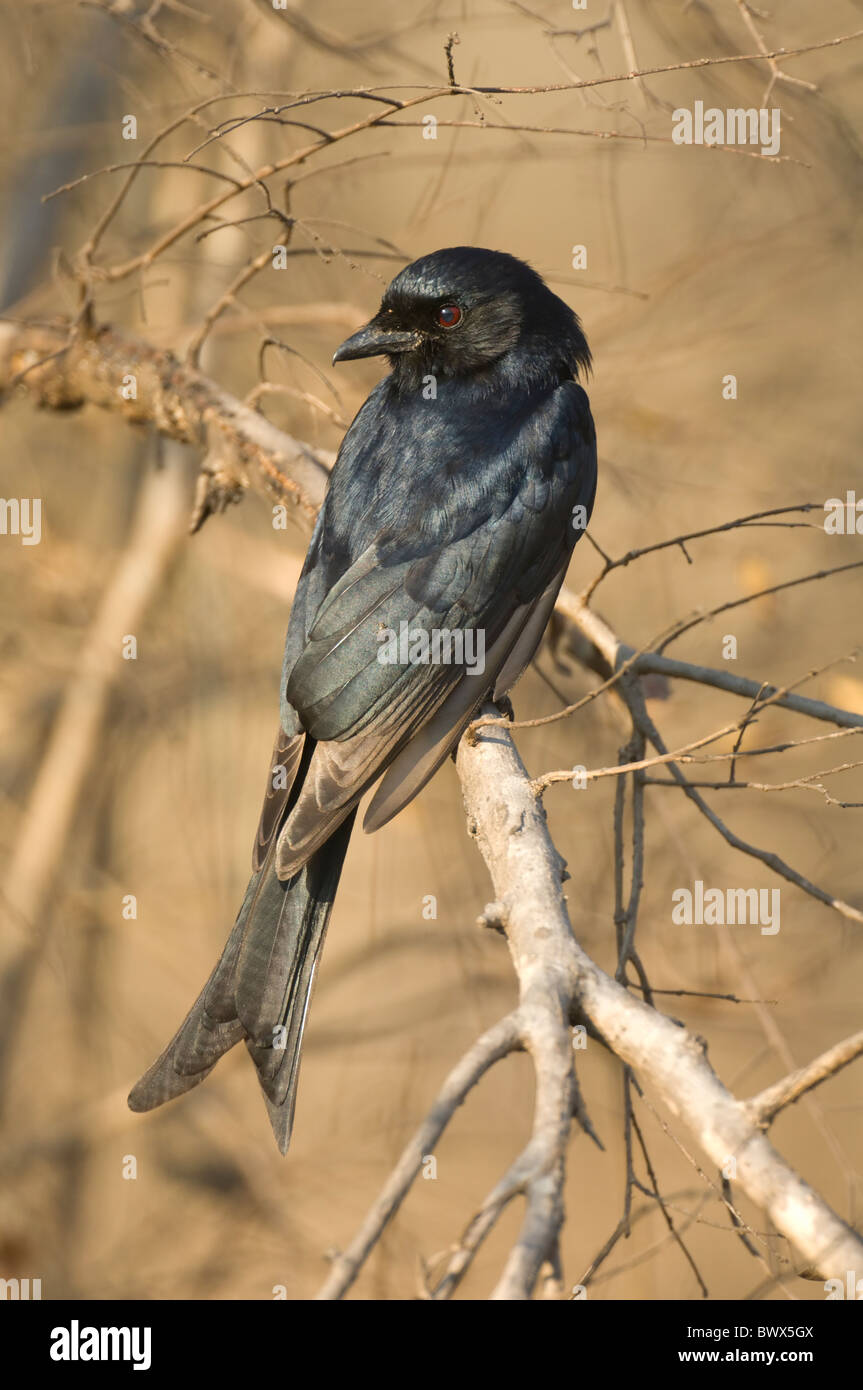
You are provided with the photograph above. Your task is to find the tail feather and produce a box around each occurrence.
[128,811,356,1154]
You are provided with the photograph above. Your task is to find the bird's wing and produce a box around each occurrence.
[276,379,596,877]
[249,511,332,872]
[251,724,307,871]
[363,570,564,832]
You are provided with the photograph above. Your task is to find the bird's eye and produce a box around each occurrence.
[436,304,462,328]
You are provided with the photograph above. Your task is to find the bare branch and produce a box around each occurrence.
[748,1031,863,1127]
[455,711,863,1283]
[316,1014,520,1300]
[0,320,330,533]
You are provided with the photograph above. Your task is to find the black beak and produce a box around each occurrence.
[332,320,422,365]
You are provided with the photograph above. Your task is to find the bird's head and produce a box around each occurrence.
[332,246,591,392]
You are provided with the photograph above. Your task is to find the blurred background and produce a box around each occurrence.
[0,0,861,1300]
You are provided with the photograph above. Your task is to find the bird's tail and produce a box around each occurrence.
[128,810,356,1153]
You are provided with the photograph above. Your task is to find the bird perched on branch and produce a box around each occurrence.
[129,246,598,1152]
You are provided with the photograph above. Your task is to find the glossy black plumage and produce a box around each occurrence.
[128,246,598,1152]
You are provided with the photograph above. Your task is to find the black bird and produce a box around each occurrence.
[128,246,598,1152]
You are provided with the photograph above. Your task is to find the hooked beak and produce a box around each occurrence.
[332,320,422,365]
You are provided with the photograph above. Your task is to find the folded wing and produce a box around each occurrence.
[274,379,597,879]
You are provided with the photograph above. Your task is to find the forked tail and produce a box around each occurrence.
[128,810,356,1153]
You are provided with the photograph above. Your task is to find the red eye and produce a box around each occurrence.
[436,304,461,328]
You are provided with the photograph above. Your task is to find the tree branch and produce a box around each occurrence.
[455,710,863,1285]
[0,320,330,533]
[748,1031,863,1127]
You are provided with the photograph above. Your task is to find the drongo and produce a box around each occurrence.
[129,246,598,1152]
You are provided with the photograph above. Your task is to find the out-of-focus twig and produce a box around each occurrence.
[0,444,190,1100]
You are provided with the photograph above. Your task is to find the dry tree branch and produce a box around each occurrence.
[655,562,863,655]
[624,688,863,928]
[643,760,863,809]
[41,25,863,310]
[748,1031,863,1128]
[581,502,825,603]
[556,589,863,731]
[316,1015,521,1301]
[0,320,331,533]
[194,30,863,104]
[734,0,820,106]
[530,724,863,793]
[440,711,859,1295]
[373,117,806,164]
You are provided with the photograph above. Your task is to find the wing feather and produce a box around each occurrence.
[273,379,597,878]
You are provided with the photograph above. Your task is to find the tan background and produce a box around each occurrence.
[0,0,861,1299]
